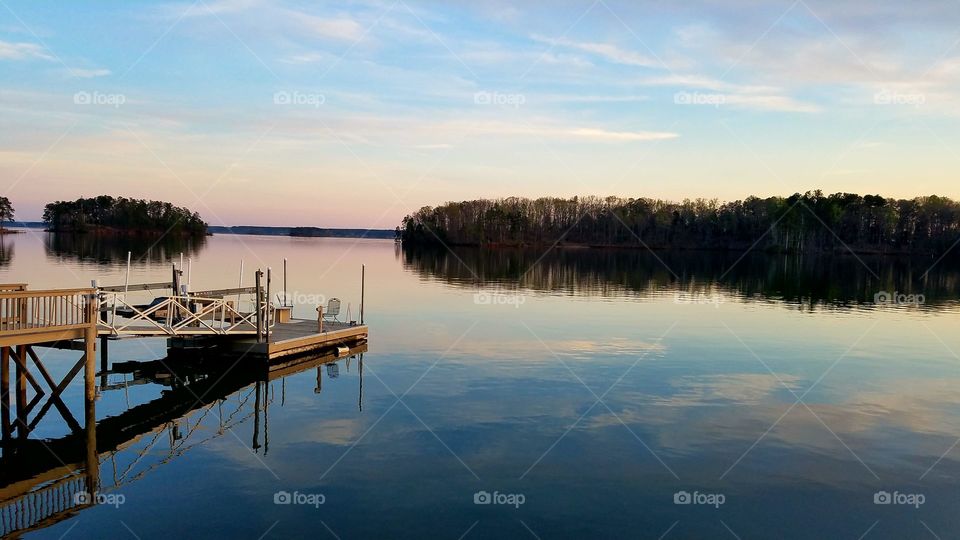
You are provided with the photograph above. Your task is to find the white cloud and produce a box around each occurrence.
[179,0,262,18]
[70,68,112,78]
[466,121,679,142]
[278,51,332,64]
[637,74,820,112]
[292,12,365,41]
[722,94,821,113]
[0,40,54,61]
[562,127,678,141]
[536,94,649,104]
[530,34,659,68]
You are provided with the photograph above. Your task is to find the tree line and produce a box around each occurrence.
[43,196,207,236]
[400,191,960,255]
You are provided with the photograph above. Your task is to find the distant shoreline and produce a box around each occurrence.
[405,240,942,257]
[10,222,395,240]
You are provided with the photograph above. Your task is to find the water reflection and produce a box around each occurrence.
[0,236,12,268]
[402,245,960,310]
[0,345,365,538]
[44,233,207,264]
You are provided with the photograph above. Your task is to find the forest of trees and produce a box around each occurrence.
[400,191,960,255]
[43,196,207,236]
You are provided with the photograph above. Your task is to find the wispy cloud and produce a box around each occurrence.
[293,12,365,41]
[530,34,659,68]
[0,40,54,61]
[69,67,112,78]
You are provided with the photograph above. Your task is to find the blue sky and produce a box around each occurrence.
[2,0,959,227]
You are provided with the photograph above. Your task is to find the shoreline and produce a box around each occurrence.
[402,241,943,257]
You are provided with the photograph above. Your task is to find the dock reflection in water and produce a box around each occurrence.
[0,344,366,538]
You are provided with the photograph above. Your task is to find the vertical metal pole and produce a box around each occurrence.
[360,264,365,325]
[123,252,131,295]
[255,270,263,343]
[237,259,244,316]
[265,267,272,344]
[171,263,181,327]
[172,264,179,296]
[283,258,288,306]
[187,257,193,292]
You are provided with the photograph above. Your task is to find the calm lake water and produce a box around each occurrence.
[2,230,960,539]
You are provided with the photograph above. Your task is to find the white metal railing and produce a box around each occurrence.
[98,292,275,337]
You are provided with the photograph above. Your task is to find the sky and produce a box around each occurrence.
[2,0,960,228]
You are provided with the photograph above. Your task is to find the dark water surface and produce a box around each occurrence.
[1,230,960,539]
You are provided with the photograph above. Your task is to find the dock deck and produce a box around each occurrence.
[227,319,368,359]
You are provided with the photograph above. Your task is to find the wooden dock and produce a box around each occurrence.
[0,262,370,537]
[0,267,369,443]
[227,320,369,359]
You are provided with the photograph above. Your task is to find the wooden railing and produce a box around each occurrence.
[0,288,97,335]
[0,474,90,537]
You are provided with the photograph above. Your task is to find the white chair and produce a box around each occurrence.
[322,298,341,322]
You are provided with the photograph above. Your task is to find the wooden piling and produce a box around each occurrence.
[15,345,25,438]
[84,293,96,402]
[1,346,9,440]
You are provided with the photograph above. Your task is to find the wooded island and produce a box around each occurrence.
[400,191,960,255]
[42,196,207,236]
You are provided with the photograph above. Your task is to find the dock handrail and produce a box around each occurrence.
[0,288,97,335]
[97,291,275,337]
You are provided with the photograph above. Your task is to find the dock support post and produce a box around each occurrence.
[15,345,26,438]
[85,293,97,402]
[360,264,365,325]
[283,258,288,307]
[1,346,9,441]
